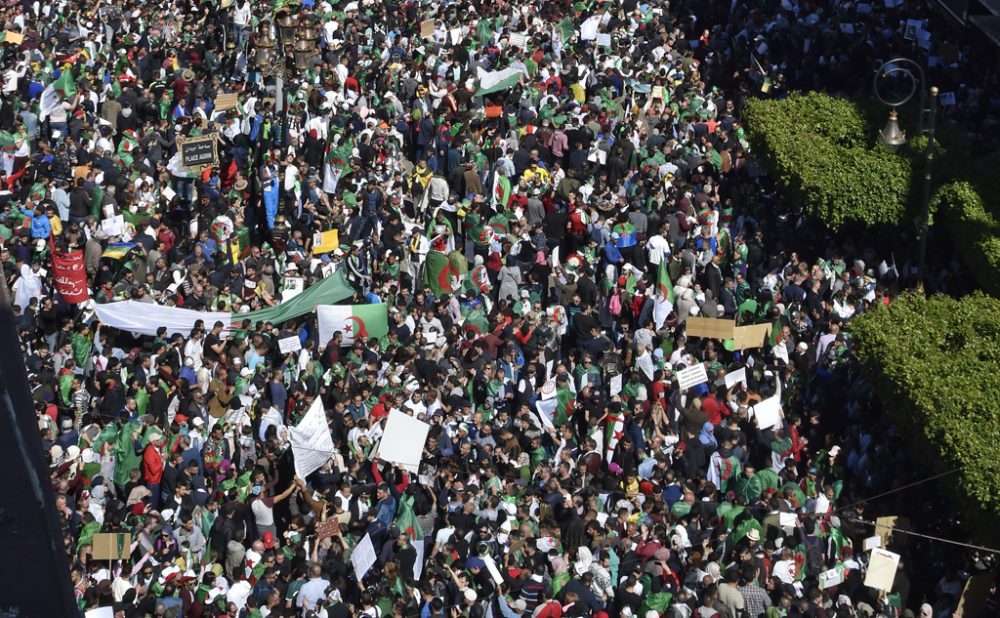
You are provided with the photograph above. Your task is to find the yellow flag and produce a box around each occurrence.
[312,230,339,254]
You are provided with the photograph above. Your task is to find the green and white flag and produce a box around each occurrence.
[317,303,389,347]
[474,66,523,96]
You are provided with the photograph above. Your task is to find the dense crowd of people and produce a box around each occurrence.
[5,0,1000,616]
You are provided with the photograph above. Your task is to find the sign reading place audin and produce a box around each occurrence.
[178,135,219,169]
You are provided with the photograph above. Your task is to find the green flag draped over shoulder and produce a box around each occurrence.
[113,421,143,487]
[422,251,455,296]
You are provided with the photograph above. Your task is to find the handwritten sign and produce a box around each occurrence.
[864,548,900,592]
[278,335,302,354]
[676,363,708,391]
[315,519,340,541]
[351,533,377,582]
[214,93,239,111]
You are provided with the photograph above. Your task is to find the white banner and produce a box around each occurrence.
[94,301,232,338]
[289,398,334,479]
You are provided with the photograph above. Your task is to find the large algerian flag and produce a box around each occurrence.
[422,250,457,296]
[39,69,77,121]
[94,270,355,337]
[317,303,389,347]
[491,174,512,208]
[323,136,354,194]
[653,259,675,329]
[394,494,425,579]
[474,66,523,96]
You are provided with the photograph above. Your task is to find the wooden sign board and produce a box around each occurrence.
[91,532,130,560]
[733,323,772,350]
[684,317,736,341]
[214,93,239,111]
[178,135,218,171]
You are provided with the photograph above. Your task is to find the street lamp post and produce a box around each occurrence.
[873,57,938,291]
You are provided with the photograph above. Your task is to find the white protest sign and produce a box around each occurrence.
[101,215,125,237]
[580,15,601,40]
[819,568,844,589]
[288,397,334,479]
[482,555,504,586]
[508,33,528,48]
[596,33,612,47]
[351,533,378,582]
[864,535,883,551]
[779,512,798,528]
[85,609,114,618]
[450,28,463,45]
[282,276,305,300]
[609,374,623,396]
[278,335,302,354]
[773,343,789,364]
[676,363,709,391]
[378,410,430,473]
[752,395,782,430]
[724,367,747,389]
[864,548,901,591]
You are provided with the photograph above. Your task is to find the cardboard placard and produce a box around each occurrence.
[508,33,528,48]
[685,317,736,341]
[3,31,24,45]
[874,515,910,548]
[214,93,239,111]
[732,323,773,349]
[864,548,900,592]
[315,518,340,541]
[420,20,435,38]
[91,533,130,560]
[957,573,995,618]
[177,135,218,170]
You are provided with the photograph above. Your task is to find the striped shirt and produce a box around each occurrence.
[738,583,772,618]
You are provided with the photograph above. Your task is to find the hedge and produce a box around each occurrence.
[933,182,1000,297]
[851,293,1000,517]
[743,92,913,230]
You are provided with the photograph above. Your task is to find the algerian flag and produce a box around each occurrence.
[316,303,389,348]
[653,259,675,328]
[491,174,512,208]
[94,270,355,337]
[474,66,523,96]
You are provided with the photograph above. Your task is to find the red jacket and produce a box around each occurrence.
[142,444,164,484]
